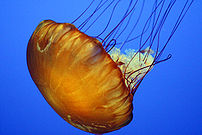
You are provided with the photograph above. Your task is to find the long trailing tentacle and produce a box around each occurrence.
[71,0,194,95]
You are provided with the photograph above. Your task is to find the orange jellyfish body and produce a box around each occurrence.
[27,20,133,134]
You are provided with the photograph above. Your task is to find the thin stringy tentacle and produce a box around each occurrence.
[72,0,194,95]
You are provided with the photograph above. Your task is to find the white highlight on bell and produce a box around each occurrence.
[109,47,154,88]
[67,115,96,132]
[37,36,53,53]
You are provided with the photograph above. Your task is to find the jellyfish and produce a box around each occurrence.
[27,0,193,134]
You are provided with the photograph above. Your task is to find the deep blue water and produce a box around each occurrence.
[0,0,201,135]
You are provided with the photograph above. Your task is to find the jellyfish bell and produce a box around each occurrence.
[27,0,193,134]
[27,20,134,134]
